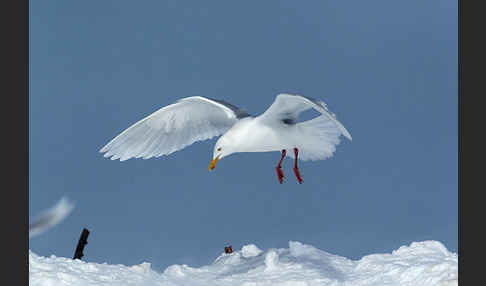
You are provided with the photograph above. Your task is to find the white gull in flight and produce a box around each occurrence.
[100,93,352,184]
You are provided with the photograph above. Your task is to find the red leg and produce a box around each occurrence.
[275,149,286,184]
[293,148,303,184]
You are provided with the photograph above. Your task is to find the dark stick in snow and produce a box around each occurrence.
[73,228,90,260]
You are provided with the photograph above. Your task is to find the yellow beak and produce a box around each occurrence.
[209,156,220,171]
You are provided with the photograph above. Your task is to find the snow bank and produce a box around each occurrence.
[29,240,457,286]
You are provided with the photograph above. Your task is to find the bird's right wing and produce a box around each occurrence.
[258,94,351,161]
[259,93,352,140]
[100,96,249,161]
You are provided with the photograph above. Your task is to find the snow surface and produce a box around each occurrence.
[29,240,457,286]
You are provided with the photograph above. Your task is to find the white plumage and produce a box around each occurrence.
[100,93,351,181]
[29,197,74,239]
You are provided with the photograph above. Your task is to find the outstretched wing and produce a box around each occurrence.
[258,94,351,161]
[100,96,249,161]
[259,93,352,140]
[30,197,74,239]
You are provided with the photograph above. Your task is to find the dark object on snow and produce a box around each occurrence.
[73,228,90,260]
[224,245,233,254]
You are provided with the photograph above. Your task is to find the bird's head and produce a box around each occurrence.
[209,136,234,171]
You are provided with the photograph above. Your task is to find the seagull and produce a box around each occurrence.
[100,93,352,184]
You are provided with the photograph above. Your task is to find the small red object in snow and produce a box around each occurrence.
[224,245,233,254]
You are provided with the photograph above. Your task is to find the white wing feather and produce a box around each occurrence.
[29,197,75,239]
[260,94,352,140]
[258,94,351,161]
[100,96,248,161]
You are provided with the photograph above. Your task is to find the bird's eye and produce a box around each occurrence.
[217,147,222,151]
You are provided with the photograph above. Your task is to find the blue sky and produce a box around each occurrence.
[29,1,457,270]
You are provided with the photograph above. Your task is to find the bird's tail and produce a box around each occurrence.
[289,115,344,161]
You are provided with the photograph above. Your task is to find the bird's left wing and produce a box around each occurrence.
[29,197,74,239]
[259,93,352,140]
[100,96,249,161]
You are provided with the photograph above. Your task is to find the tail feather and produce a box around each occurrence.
[289,116,344,161]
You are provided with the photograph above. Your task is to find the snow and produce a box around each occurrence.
[29,240,457,286]
[242,244,263,258]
